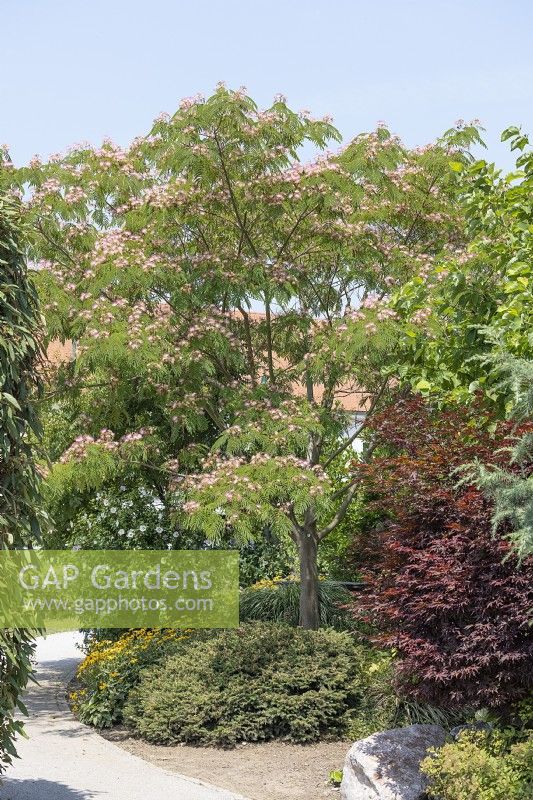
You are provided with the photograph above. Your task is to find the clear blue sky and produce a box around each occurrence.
[2,0,532,169]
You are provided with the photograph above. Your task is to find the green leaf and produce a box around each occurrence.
[501,126,520,142]
[504,170,525,183]
[0,392,21,411]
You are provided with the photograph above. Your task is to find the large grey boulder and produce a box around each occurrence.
[340,724,446,800]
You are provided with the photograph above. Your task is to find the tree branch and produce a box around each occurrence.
[202,400,226,431]
[264,293,276,385]
[37,220,79,267]
[236,304,257,387]
[322,379,388,469]
[317,482,358,541]
[275,205,316,261]
[213,132,259,259]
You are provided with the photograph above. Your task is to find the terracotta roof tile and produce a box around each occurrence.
[46,311,367,413]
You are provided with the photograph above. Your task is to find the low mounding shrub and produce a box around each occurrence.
[353,396,533,711]
[421,730,533,800]
[239,576,354,630]
[71,629,190,728]
[75,623,456,744]
[124,622,365,746]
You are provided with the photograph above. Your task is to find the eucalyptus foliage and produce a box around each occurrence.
[0,186,42,771]
[0,190,43,546]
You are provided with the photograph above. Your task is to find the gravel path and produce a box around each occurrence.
[0,632,248,800]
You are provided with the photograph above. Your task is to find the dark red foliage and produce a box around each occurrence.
[352,396,533,710]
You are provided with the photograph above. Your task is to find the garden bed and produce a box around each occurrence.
[101,726,348,800]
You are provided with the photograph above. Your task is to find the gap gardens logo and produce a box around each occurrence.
[0,550,239,631]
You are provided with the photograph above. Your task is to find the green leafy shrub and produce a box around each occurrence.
[421,730,533,800]
[0,187,43,770]
[57,482,185,550]
[76,623,419,745]
[239,577,354,630]
[72,628,190,728]
[236,532,296,587]
[124,622,366,746]
[319,456,382,582]
[0,630,35,772]
[0,189,43,548]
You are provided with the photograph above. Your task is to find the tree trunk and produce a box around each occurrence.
[298,529,320,630]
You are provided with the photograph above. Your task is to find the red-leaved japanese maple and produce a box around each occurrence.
[353,396,533,710]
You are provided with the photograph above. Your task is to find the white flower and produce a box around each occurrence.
[139,524,147,532]
[118,529,125,535]
[110,507,117,514]
[155,526,163,533]
[127,531,134,539]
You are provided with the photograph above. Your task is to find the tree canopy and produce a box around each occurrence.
[12,87,483,627]
[391,127,533,413]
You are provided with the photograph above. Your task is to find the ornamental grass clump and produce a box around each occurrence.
[239,576,354,630]
[72,628,189,728]
[123,622,366,746]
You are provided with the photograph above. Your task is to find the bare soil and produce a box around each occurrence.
[101,727,349,800]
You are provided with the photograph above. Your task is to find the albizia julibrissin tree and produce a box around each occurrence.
[353,396,533,709]
[13,87,482,628]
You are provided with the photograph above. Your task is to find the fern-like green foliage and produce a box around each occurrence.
[466,351,533,560]
[6,88,479,547]
[472,463,533,561]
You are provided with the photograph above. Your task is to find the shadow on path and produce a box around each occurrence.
[0,778,99,799]
[2,633,244,800]
[26,659,81,717]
